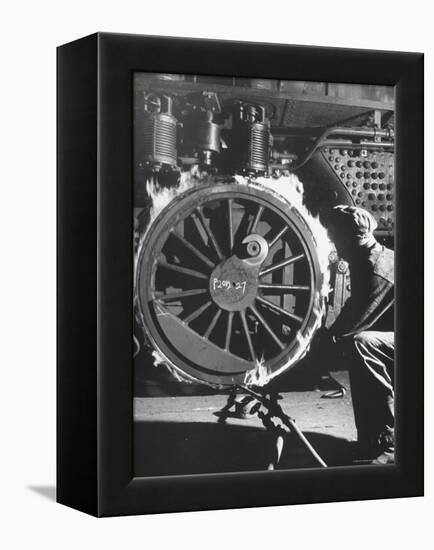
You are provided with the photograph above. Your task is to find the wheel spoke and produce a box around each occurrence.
[268,226,289,248]
[158,259,209,280]
[204,309,222,339]
[259,253,305,277]
[194,207,224,260]
[256,295,304,324]
[240,310,256,362]
[183,301,212,324]
[171,229,215,268]
[249,305,285,350]
[159,288,208,301]
[259,283,310,292]
[225,311,234,351]
[228,198,234,253]
[250,205,264,233]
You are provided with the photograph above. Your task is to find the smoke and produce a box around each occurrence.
[145,172,197,226]
[136,168,332,387]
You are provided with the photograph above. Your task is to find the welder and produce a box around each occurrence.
[324,205,395,465]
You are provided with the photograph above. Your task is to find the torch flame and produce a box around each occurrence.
[243,356,271,386]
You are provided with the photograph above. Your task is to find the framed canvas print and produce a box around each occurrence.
[57,33,423,516]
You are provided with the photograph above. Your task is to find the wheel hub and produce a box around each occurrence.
[209,257,259,312]
[209,233,268,311]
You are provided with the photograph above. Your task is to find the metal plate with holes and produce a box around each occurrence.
[323,147,395,234]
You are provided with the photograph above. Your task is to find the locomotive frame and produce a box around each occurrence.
[57,32,423,516]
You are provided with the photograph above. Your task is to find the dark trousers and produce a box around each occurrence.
[346,331,395,447]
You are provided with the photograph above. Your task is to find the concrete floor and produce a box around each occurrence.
[134,371,359,476]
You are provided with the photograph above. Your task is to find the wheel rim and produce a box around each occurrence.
[136,183,324,386]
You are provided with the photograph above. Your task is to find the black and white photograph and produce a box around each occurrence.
[1,0,430,544]
[133,73,396,475]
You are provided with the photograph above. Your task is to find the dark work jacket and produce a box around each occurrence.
[330,242,394,338]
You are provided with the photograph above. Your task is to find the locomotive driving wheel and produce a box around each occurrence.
[136,183,324,387]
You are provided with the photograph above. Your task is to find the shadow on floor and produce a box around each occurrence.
[134,420,355,477]
[28,485,56,502]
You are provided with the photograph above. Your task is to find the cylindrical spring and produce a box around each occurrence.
[231,102,270,175]
[143,94,178,170]
[143,113,177,167]
[245,122,269,173]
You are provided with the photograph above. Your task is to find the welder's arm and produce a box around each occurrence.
[329,275,394,339]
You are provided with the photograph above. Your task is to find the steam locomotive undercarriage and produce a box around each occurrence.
[134,74,395,390]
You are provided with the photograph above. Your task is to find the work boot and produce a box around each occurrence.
[371,430,395,465]
[351,429,394,464]
[371,450,394,465]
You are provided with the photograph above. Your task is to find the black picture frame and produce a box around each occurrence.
[57,32,424,517]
